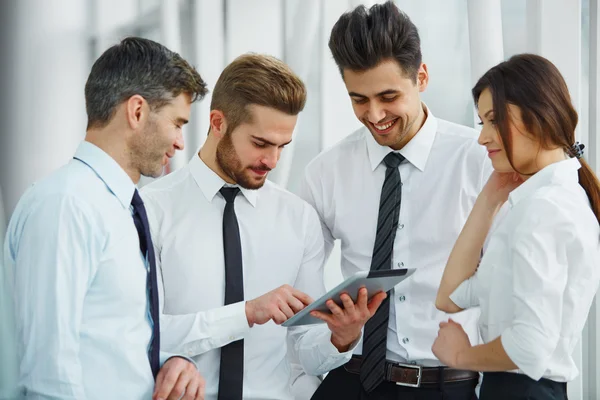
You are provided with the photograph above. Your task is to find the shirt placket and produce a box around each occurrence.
[392,166,412,358]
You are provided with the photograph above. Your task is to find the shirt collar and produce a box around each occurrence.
[188,153,258,207]
[365,103,438,172]
[508,157,581,207]
[73,141,136,209]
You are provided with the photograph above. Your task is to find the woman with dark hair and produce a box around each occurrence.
[433,53,600,400]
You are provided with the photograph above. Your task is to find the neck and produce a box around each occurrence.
[85,127,141,184]
[519,147,567,181]
[391,103,427,151]
[198,132,236,184]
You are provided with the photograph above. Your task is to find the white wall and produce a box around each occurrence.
[0,0,89,218]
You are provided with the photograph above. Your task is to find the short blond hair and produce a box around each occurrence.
[210,53,307,133]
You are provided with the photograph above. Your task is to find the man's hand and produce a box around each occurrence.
[153,357,205,400]
[432,318,471,368]
[245,285,314,326]
[310,287,387,352]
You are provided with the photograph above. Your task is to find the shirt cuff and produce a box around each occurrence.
[180,301,250,357]
[159,353,198,370]
[201,300,250,343]
[221,301,251,341]
[317,328,361,357]
[449,278,475,310]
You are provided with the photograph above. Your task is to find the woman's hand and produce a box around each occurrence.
[432,319,472,368]
[480,171,524,209]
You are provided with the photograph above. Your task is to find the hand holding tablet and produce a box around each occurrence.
[283,268,415,327]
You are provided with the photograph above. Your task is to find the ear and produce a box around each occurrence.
[417,63,429,93]
[209,109,228,139]
[125,95,148,130]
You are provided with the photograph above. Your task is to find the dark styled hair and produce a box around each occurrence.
[328,0,422,81]
[473,53,600,223]
[210,53,306,134]
[84,37,208,129]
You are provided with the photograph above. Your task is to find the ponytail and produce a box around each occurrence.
[578,158,600,225]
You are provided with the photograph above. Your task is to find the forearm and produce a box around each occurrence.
[436,195,501,312]
[456,337,518,372]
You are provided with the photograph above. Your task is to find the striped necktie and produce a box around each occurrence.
[360,152,405,393]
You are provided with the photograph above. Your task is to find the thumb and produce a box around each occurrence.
[367,292,387,314]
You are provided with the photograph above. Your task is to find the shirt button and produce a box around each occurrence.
[398,224,405,230]
[397,262,404,268]
[402,337,409,344]
[398,295,406,302]
[229,336,235,340]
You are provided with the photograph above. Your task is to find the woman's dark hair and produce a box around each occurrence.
[473,53,600,223]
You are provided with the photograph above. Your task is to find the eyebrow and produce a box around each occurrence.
[251,135,292,147]
[348,89,400,98]
[477,109,495,120]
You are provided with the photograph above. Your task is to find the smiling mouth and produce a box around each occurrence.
[250,168,270,176]
[371,118,399,134]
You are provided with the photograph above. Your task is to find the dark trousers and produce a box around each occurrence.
[311,365,478,400]
[479,372,567,400]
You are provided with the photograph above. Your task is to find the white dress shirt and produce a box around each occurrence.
[451,158,600,382]
[300,105,492,365]
[3,141,176,399]
[141,154,354,400]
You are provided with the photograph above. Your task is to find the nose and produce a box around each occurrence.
[477,125,493,147]
[477,131,485,146]
[261,147,279,170]
[367,103,386,124]
[174,130,185,151]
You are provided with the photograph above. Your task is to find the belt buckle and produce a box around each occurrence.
[389,362,422,388]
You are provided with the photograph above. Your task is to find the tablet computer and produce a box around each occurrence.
[282,268,415,327]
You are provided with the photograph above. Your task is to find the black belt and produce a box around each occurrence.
[345,356,479,388]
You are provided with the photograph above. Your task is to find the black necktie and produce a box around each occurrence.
[131,189,161,380]
[218,187,244,400]
[360,152,405,393]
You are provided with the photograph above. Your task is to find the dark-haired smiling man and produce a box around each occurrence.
[300,2,492,399]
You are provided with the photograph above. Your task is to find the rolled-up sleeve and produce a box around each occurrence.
[450,275,480,310]
[500,201,569,380]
